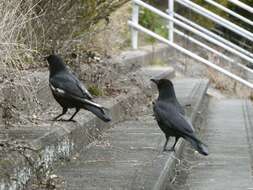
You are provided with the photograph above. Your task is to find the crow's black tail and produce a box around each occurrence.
[85,104,111,122]
[82,100,111,122]
[184,135,208,156]
[64,93,111,122]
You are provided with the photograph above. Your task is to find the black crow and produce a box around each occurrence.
[46,54,111,122]
[151,78,208,156]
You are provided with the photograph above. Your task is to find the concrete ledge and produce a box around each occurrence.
[111,43,172,75]
[55,78,209,190]
[0,44,174,190]
[150,79,209,190]
[184,99,253,189]
[130,79,209,190]
[0,87,152,190]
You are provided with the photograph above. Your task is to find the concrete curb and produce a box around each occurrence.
[152,79,209,190]
[111,43,172,75]
[130,79,210,190]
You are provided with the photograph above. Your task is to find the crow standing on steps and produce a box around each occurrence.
[46,54,111,122]
[151,78,208,156]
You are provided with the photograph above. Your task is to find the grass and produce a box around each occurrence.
[0,0,45,125]
[0,0,131,125]
[0,0,42,69]
[88,85,104,96]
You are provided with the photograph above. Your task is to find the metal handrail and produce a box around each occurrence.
[228,0,253,13]
[173,28,253,74]
[133,0,253,64]
[173,28,234,63]
[203,0,253,26]
[174,13,253,59]
[176,0,253,41]
[129,0,253,89]
[129,20,253,89]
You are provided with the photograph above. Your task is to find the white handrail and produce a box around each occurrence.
[172,17,253,74]
[228,0,253,13]
[174,13,253,59]
[176,0,253,41]
[129,20,253,89]
[173,28,234,62]
[133,0,253,64]
[203,0,253,26]
[129,0,253,89]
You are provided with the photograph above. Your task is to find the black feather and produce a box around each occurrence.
[151,78,208,156]
[46,54,111,122]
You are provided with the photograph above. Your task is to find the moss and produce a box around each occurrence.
[88,85,104,96]
[150,59,166,66]
[0,159,12,167]
[249,92,253,102]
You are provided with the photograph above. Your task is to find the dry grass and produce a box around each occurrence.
[206,53,252,98]
[84,2,132,57]
[207,68,236,93]
[0,0,45,127]
[0,0,132,127]
[0,0,43,70]
[0,0,130,69]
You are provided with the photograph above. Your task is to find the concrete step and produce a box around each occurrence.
[56,78,209,190]
[184,99,253,190]
[0,65,174,190]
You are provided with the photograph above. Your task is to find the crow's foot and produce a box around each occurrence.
[51,118,76,122]
[163,147,175,152]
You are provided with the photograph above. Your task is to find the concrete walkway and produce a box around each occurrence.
[184,99,253,190]
[55,78,209,190]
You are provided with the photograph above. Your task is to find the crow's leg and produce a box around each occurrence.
[163,136,170,151]
[68,108,80,121]
[170,136,179,151]
[53,107,68,120]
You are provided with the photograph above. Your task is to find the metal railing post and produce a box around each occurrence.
[132,2,139,49]
[168,0,174,42]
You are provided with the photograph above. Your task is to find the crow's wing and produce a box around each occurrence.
[49,71,92,100]
[168,98,185,115]
[71,74,93,99]
[153,101,194,134]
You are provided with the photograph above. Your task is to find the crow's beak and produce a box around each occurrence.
[150,78,158,84]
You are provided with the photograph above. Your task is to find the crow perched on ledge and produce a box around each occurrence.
[46,54,111,122]
[151,78,208,156]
